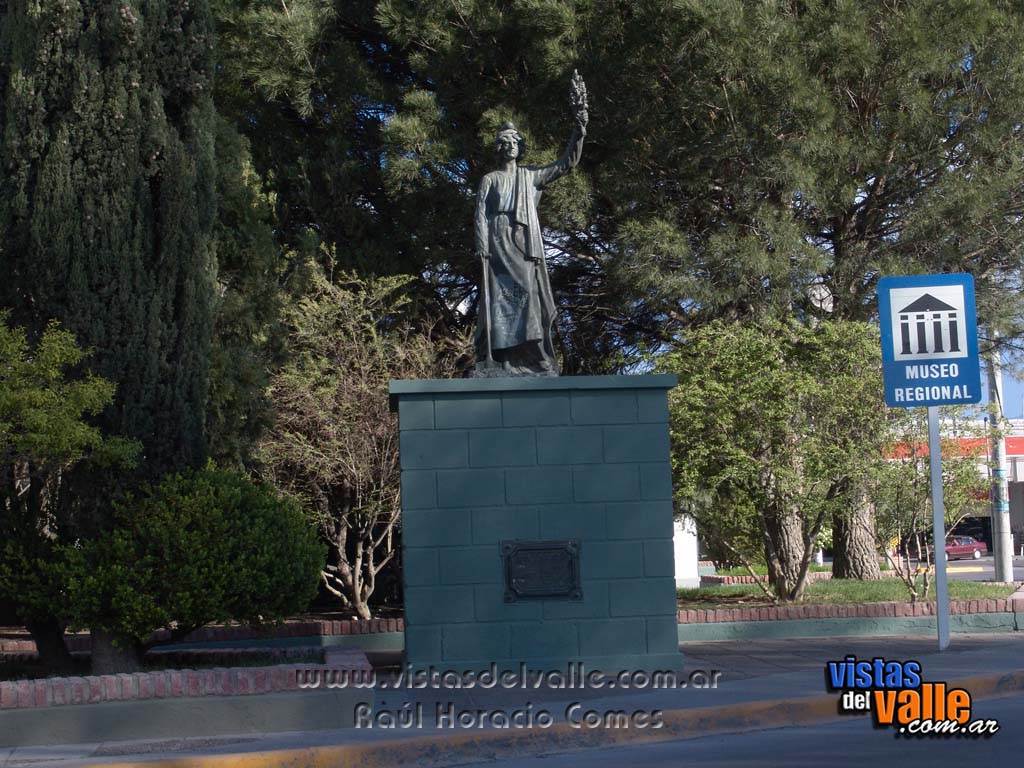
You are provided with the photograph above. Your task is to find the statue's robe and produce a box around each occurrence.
[474,125,585,375]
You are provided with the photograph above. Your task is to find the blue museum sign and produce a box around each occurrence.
[877,274,981,408]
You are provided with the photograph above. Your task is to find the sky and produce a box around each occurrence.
[991,375,1024,419]
[979,355,1024,419]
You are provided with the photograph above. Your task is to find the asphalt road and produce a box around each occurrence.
[944,554,1024,582]
[454,691,1024,767]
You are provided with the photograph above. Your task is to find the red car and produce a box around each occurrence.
[944,535,989,561]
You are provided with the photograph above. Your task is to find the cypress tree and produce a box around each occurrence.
[205,117,281,467]
[0,0,217,479]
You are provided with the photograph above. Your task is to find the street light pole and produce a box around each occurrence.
[986,335,1014,583]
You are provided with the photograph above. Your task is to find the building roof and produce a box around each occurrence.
[898,294,957,313]
[887,435,1024,459]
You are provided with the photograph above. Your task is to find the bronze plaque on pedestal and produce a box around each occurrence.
[501,540,581,602]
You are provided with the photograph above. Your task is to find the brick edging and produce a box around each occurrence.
[5,597,1021,657]
[700,571,833,586]
[0,645,324,669]
[1,617,405,655]
[677,598,1024,624]
[0,649,370,711]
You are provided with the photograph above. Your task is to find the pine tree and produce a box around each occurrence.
[0,0,217,481]
[212,1,1024,364]
[211,0,1024,580]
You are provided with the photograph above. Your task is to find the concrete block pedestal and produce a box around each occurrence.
[389,375,682,674]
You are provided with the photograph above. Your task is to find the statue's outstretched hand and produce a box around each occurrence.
[570,69,588,129]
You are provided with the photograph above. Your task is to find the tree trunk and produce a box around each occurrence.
[762,504,808,601]
[833,485,882,580]
[90,630,144,675]
[26,618,77,676]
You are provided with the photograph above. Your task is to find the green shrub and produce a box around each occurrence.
[63,467,324,647]
[0,312,144,673]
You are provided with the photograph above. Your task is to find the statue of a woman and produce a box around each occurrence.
[472,71,588,377]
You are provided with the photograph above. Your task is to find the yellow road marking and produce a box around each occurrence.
[947,566,985,573]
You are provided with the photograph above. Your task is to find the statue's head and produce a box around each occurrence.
[495,122,525,161]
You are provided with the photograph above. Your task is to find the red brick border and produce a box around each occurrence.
[4,598,1021,660]
[0,618,405,656]
[676,597,1024,624]
[0,649,370,711]
[699,571,833,587]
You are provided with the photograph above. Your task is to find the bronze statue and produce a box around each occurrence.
[472,71,588,377]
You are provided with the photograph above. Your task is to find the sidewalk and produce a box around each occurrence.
[3,632,1023,768]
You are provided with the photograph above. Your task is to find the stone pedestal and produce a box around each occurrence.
[389,375,681,673]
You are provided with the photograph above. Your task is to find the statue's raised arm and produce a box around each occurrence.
[532,71,588,189]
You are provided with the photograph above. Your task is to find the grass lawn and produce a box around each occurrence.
[677,578,1020,610]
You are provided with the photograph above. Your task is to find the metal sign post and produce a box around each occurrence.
[878,274,981,652]
[927,405,951,650]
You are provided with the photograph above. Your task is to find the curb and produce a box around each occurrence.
[65,668,1024,768]
[0,650,371,711]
